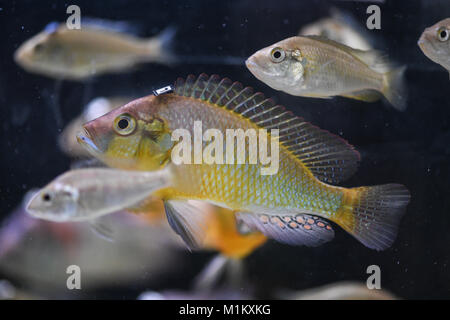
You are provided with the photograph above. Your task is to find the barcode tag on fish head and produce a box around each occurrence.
[153,85,173,96]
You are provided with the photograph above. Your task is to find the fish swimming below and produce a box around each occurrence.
[78,74,411,251]
[418,18,450,78]
[26,168,171,222]
[246,36,407,110]
[14,20,176,80]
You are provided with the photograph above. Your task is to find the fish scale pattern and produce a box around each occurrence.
[173,74,360,185]
[163,75,347,215]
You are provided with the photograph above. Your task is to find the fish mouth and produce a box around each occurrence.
[245,54,279,80]
[245,57,260,72]
[245,57,269,80]
[417,37,425,49]
[417,33,430,50]
[25,192,39,215]
[76,128,102,156]
[24,192,53,221]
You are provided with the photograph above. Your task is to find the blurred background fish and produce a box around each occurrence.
[138,288,253,300]
[299,8,374,51]
[0,193,184,298]
[279,281,398,300]
[14,20,177,80]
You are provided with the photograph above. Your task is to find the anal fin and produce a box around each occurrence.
[235,212,334,247]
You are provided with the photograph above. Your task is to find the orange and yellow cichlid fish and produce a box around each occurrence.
[78,74,410,251]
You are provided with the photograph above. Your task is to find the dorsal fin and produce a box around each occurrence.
[302,35,391,73]
[173,74,360,184]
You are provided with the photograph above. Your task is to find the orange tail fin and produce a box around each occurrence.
[333,184,410,250]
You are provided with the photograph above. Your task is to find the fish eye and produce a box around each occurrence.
[437,27,449,42]
[113,113,136,136]
[270,47,286,63]
[41,192,52,202]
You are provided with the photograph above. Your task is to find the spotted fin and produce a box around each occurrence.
[173,74,360,184]
[235,212,334,247]
[163,200,210,250]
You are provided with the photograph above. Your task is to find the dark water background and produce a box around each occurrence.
[0,0,449,299]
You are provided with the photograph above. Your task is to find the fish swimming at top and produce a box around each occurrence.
[246,36,407,110]
[14,20,176,80]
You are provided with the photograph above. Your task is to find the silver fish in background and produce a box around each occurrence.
[299,8,374,51]
[418,18,450,77]
[14,20,176,80]
[246,36,407,110]
[138,288,252,300]
[26,168,171,222]
[0,210,183,297]
[59,97,131,158]
[280,281,397,300]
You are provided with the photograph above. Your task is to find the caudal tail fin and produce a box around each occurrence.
[333,184,410,250]
[382,66,408,111]
[146,26,177,65]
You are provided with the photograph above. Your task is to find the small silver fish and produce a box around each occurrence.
[14,21,176,80]
[418,18,450,77]
[246,36,407,110]
[26,168,171,222]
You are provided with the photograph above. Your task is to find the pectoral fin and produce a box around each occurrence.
[163,200,210,250]
[235,212,334,247]
[89,217,115,242]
